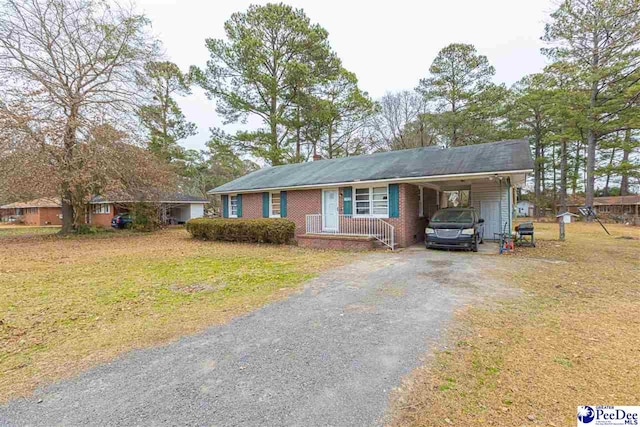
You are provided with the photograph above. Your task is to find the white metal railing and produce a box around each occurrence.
[305,214,395,250]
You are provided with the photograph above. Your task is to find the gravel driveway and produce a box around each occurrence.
[0,249,512,426]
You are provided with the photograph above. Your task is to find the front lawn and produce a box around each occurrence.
[0,228,354,402]
[0,225,60,238]
[390,222,639,426]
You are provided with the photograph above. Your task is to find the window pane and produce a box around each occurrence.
[372,187,387,197]
[356,206,370,215]
[445,190,469,208]
[271,193,280,216]
[230,196,238,216]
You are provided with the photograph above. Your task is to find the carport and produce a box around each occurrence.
[414,172,526,240]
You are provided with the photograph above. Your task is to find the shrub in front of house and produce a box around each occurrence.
[131,202,161,232]
[186,218,295,244]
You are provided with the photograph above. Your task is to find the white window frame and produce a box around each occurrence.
[228,194,238,218]
[92,203,111,214]
[353,184,389,218]
[269,192,281,218]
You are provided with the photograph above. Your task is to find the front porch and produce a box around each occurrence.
[304,214,395,249]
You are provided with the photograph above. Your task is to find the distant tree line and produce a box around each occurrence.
[1,0,638,231]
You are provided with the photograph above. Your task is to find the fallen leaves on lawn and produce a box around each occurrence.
[390,222,640,427]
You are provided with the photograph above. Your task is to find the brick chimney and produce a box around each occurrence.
[313,153,322,161]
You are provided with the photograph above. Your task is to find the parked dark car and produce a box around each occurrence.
[425,208,484,252]
[111,214,133,229]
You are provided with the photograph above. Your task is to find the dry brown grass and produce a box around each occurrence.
[390,222,640,427]
[0,228,354,402]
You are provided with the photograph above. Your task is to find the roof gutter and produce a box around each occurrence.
[89,200,208,204]
[208,168,533,195]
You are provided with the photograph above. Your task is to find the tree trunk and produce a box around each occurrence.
[540,145,546,195]
[534,135,542,217]
[552,142,557,210]
[585,128,597,209]
[295,104,301,162]
[620,129,631,196]
[585,31,599,214]
[327,125,333,159]
[572,140,581,195]
[60,188,74,234]
[603,147,616,196]
[269,93,280,165]
[560,139,568,213]
[60,107,79,234]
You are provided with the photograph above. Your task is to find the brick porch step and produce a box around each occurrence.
[296,234,378,250]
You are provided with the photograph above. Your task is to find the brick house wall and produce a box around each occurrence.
[88,203,123,227]
[239,193,266,219]
[226,184,425,248]
[39,207,63,226]
[232,189,322,238]
[22,209,39,225]
[90,211,115,227]
[386,184,426,248]
[22,207,62,226]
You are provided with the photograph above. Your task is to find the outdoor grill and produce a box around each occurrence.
[515,222,535,247]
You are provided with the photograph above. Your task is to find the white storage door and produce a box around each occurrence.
[480,200,500,239]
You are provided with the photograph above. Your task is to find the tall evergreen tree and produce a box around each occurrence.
[543,0,640,208]
[138,61,196,162]
[192,3,340,165]
[417,43,507,147]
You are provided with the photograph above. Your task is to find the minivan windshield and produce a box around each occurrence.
[431,209,473,223]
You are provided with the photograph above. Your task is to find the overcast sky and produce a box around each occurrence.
[136,0,557,152]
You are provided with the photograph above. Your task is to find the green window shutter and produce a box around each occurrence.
[262,192,269,218]
[237,194,242,218]
[222,195,228,218]
[280,191,287,217]
[341,187,352,215]
[389,184,399,218]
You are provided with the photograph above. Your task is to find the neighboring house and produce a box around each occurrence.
[1,193,207,227]
[209,139,534,249]
[516,200,534,217]
[0,198,62,225]
[87,193,208,226]
[592,195,640,218]
[567,194,640,223]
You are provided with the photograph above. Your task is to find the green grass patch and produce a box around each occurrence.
[0,226,59,237]
[0,228,354,402]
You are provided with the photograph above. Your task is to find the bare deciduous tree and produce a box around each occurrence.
[371,90,430,150]
[0,0,161,232]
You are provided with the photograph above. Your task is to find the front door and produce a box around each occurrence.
[322,189,338,231]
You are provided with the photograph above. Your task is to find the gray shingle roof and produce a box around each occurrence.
[89,192,208,204]
[210,139,534,194]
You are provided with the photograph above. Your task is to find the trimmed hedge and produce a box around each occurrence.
[186,218,296,244]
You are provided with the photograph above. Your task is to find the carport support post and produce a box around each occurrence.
[559,220,565,241]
